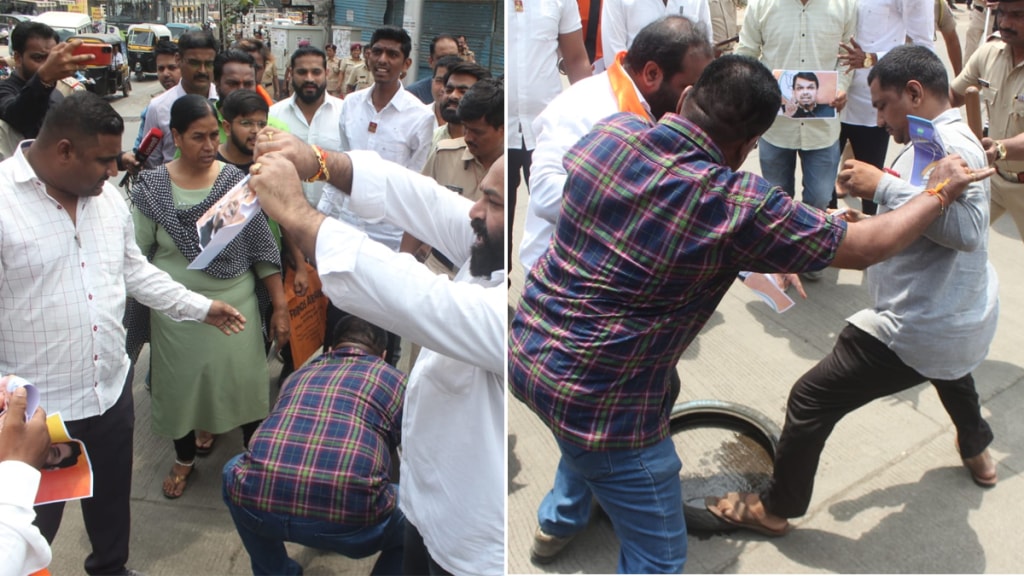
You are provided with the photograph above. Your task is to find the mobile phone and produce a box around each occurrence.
[73,43,113,67]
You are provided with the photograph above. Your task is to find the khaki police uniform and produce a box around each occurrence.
[953,40,1024,237]
[419,137,488,277]
[708,0,741,54]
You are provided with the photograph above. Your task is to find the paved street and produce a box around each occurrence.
[507,7,1024,574]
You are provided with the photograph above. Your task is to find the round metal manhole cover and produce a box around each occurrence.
[669,400,780,532]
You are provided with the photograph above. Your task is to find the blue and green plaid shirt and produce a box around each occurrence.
[510,112,847,451]
[227,346,405,525]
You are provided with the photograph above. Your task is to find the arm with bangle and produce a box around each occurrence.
[836,154,991,264]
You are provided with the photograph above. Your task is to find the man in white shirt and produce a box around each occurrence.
[141,29,220,168]
[403,76,504,274]
[834,0,934,215]
[520,16,713,273]
[332,26,435,252]
[507,0,592,272]
[250,129,505,576]
[269,45,344,209]
[0,91,245,576]
[329,26,435,368]
[601,0,714,69]
[736,0,856,279]
[0,386,52,576]
[270,44,347,367]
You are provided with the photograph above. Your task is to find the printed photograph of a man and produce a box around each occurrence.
[44,442,83,470]
[775,70,838,119]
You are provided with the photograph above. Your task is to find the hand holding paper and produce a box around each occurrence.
[0,385,50,470]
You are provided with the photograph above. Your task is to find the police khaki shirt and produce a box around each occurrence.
[953,40,1024,180]
[421,137,487,201]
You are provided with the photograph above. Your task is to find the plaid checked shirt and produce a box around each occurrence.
[509,112,847,451]
[227,346,405,525]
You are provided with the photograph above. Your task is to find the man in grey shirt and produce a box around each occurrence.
[708,45,999,536]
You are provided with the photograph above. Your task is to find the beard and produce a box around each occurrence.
[440,102,461,124]
[293,80,327,104]
[469,217,503,277]
[229,130,254,158]
[647,82,681,120]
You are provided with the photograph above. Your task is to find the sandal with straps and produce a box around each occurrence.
[162,459,196,499]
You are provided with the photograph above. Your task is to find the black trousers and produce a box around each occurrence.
[402,521,454,576]
[507,143,532,274]
[833,123,890,215]
[762,324,993,519]
[34,367,135,575]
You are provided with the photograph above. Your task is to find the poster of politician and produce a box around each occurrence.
[774,70,839,119]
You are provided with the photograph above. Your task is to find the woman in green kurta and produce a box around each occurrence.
[130,95,290,499]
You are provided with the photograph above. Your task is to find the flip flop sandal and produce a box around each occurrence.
[162,461,196,499]
[705,494,792,538]
[195,432,216,456]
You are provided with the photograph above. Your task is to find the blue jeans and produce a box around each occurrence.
[538,436,686,573]
[758,138,841,209]
[221,454,406,575]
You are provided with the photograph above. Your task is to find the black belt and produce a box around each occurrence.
[974,2,985,12]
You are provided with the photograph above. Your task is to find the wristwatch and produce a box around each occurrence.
[995,140,1008,162]
[863,53,876,68]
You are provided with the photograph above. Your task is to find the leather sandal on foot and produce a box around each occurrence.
[963,450,997,488]
[956,438,997,488]
[706,492,792,537]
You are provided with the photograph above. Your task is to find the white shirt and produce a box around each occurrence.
[507,0,583,150]
[327,85,434,250]
[601,0,714,69]
[140,80,220,168]
[315,150,505,576]
[520,70,648,272]
[736,0,857,150]
[269,93,345,207]
[841,0,935,127]
[0,462,50,576]
[0,143,211,420]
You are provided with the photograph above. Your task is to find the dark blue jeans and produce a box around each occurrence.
[222,454,406,575]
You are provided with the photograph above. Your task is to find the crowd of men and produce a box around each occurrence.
[0,18,504,576]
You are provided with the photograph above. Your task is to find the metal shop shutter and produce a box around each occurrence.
[419,0,502,79]
[333,0,388,44]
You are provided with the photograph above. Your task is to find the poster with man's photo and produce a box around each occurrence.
[36,413,94,505]
[773,70,839,119]
[189,176,261,270]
